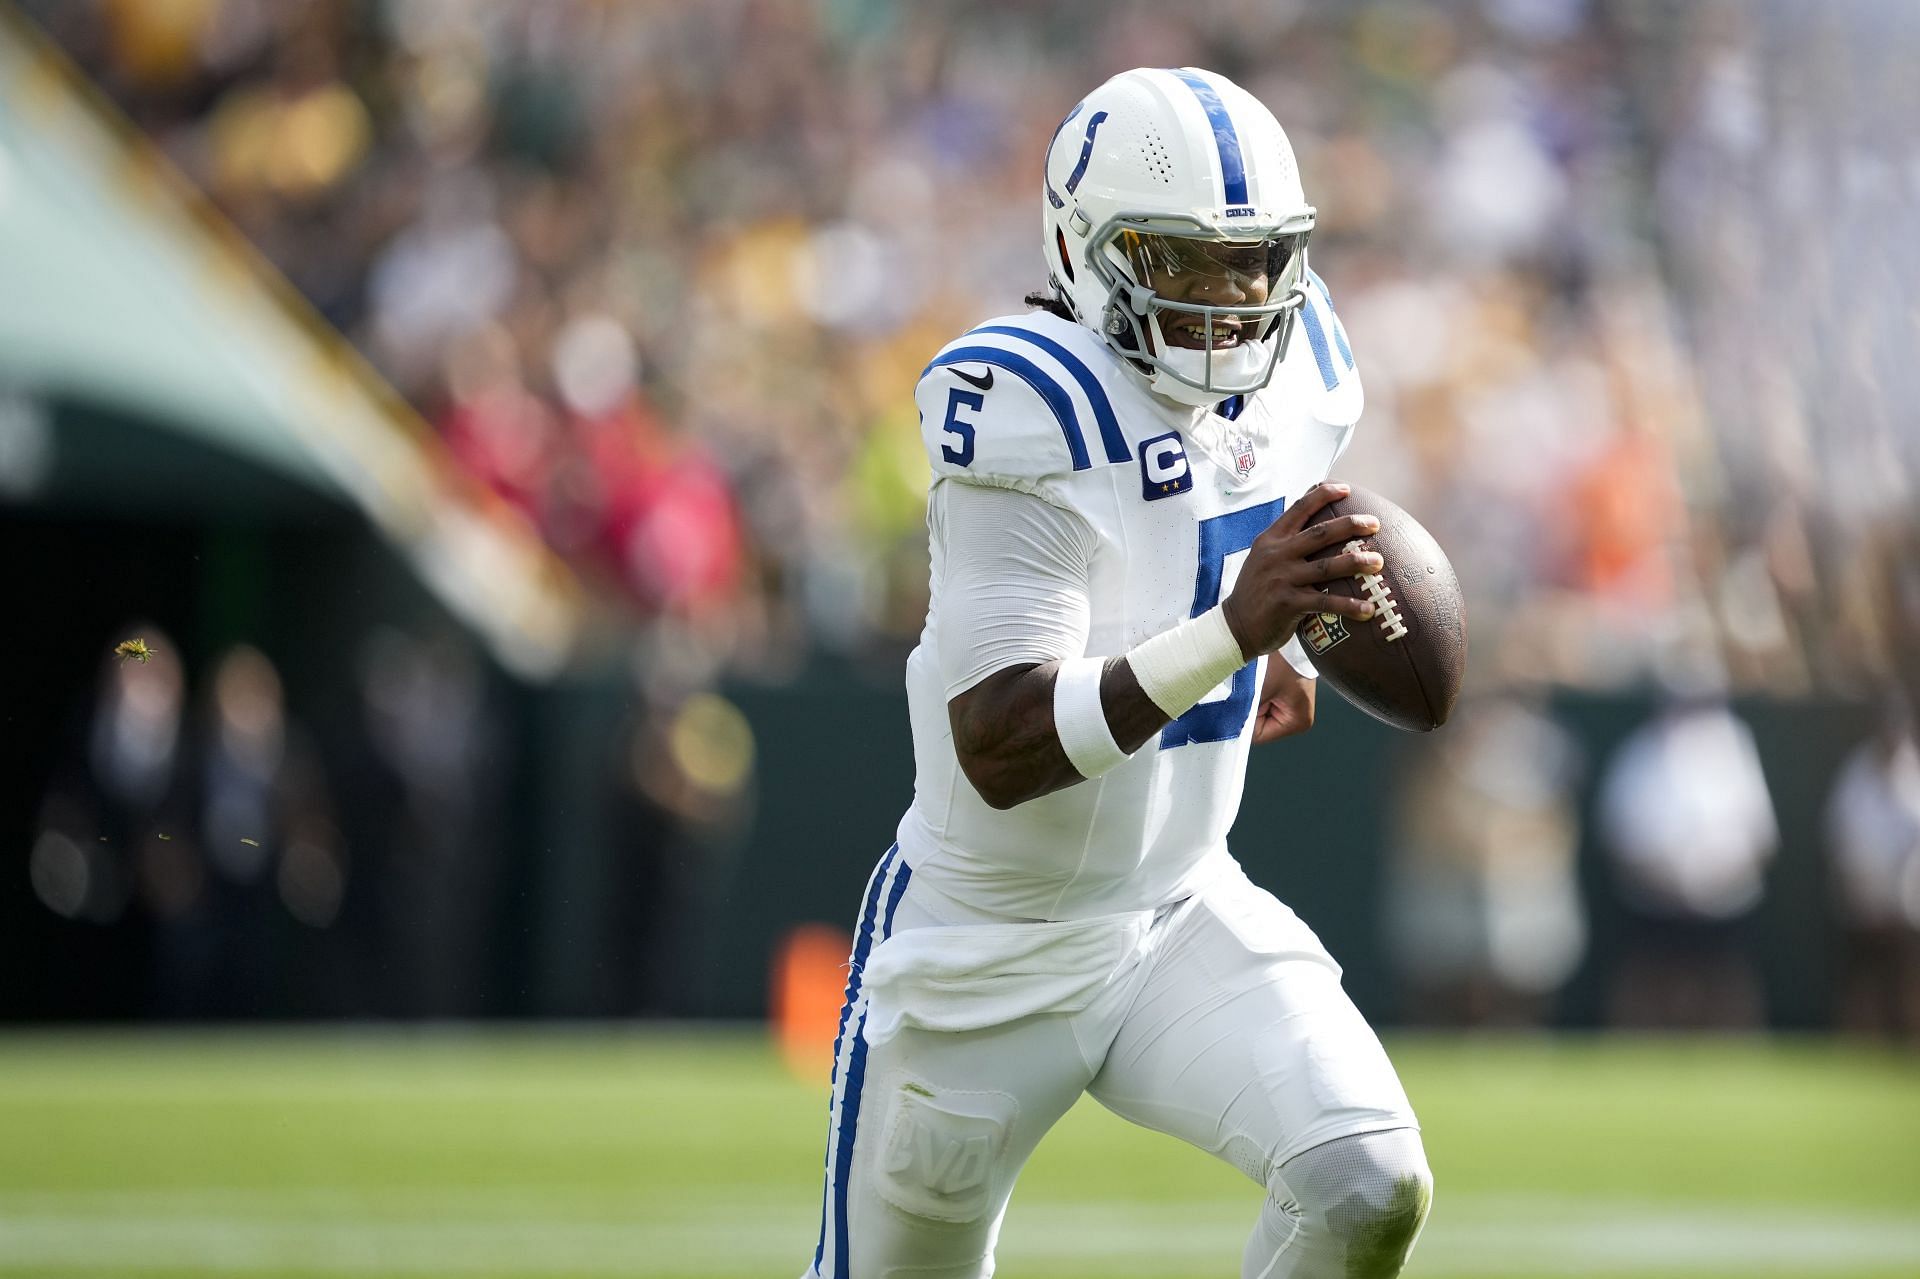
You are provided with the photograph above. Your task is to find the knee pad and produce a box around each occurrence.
[1275,1129,1433,1278]
[872,1078,1019,1227]
[1324,1171,1431,1275]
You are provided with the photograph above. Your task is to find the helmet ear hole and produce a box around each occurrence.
[1055,227,1076,283]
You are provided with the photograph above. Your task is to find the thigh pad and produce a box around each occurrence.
[873,1079,1019,1225]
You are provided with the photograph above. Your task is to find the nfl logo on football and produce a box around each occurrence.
[1300,611,1349,655]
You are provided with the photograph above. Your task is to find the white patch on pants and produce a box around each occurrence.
[873,1082,1019,1225]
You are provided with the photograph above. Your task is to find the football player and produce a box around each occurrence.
[804,67,1431,1279]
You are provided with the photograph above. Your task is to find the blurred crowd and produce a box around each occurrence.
[23,0,1919,694]
[31,624,500,1016]
[1385,689,1920,1039]
[30,624,754,1018]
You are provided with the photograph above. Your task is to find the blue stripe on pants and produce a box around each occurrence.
[830,859,913,1277]
[811,846,908,1277]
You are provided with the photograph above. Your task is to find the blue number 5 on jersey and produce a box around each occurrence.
[1161,497,1286,749]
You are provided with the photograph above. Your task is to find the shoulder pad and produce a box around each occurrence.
[917,314,1134,494]
[1280,270,1363,429]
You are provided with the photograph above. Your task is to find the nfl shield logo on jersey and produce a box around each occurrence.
[1231,433,1257,478]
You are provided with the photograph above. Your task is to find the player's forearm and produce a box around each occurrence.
[949,660,1170,809]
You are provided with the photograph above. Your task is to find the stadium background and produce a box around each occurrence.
[0,0,1916,1275]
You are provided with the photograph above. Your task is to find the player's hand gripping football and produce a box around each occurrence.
[1221,482,1383,659]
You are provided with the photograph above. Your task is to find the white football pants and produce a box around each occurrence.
[803,847,1429,1279]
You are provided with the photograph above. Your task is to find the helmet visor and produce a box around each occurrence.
[1116,228,1304,303]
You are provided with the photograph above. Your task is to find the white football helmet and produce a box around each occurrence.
[1041,67,1315,406]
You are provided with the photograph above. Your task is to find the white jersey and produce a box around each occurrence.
[894,277,1362,920]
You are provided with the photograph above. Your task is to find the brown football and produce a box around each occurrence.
[1296,485,1466,732]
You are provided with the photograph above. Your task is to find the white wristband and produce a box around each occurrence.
[1128,605,1249,719]
[1052,656,1130,778]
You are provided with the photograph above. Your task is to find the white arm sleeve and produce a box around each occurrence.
[933,479,1098,700]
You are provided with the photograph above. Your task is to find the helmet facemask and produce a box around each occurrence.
[1086,213,1312,406]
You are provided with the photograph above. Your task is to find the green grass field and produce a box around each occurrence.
[0,1031,1915,1278]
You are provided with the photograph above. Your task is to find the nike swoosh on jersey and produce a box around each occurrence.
[949,365,995,391]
